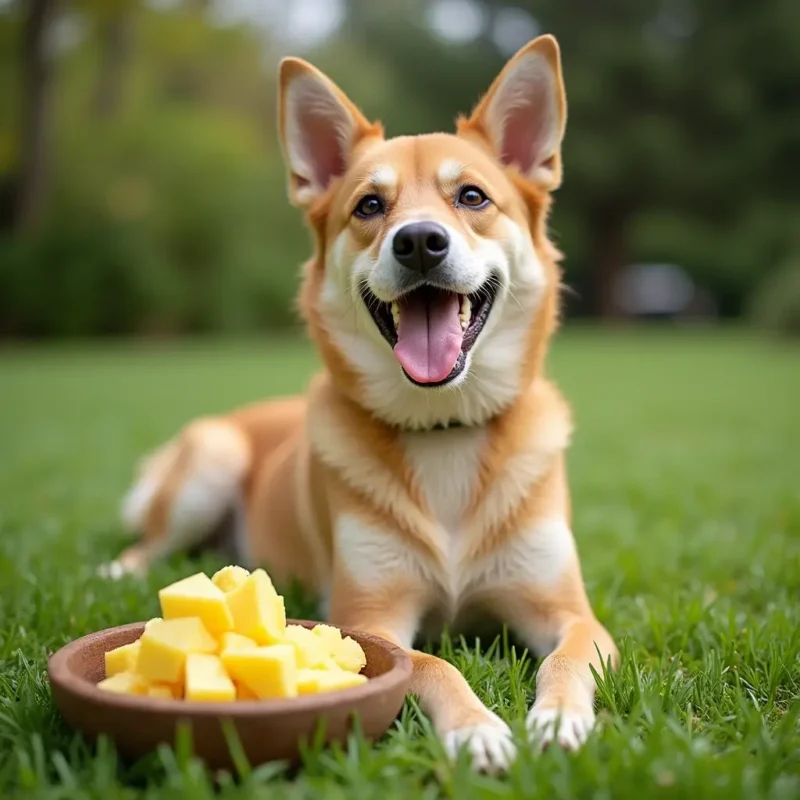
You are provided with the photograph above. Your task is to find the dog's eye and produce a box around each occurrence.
[457,186,490,209]
[354,195,384,218]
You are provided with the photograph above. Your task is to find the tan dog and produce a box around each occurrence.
[104,35,617,771]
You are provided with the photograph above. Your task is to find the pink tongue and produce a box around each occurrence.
[393,292,464,384]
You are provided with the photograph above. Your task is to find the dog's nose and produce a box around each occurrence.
[392,222,450,274]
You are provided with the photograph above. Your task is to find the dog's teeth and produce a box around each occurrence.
[459,296,472,330]
[391,302,400,329]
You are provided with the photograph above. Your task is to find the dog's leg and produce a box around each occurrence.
[523,611,616,749]
[329,572,515,772]
[498,559,617,750]
[98,540,165,579]
[100,418,251,578]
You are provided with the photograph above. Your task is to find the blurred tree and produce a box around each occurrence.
[75,0,141,118]
[2,0,798,335]
[14,0,58,232]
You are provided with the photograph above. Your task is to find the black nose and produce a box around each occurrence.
[392,221,450,274]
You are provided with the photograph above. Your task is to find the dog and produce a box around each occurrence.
[104,35,618,771]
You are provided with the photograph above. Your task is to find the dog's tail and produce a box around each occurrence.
[115,417,251,574]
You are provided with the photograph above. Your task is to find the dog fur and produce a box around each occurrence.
[104,36,618,771]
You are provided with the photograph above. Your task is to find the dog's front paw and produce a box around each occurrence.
[97,560,128,580]
[526,704,595,751]
[443,711,515,773]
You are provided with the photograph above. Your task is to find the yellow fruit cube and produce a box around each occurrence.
[283,625,330,668]
[296,668,326,695]
[97,671,148,696]
[185,654,236,702]
[144,617,162,630]
[222,644,297,699]
[211,565,250,593]
[315,669,368,693]
[135,617,217,684]
[235,682,258,700]
[159,572,234,636]
[225,569,286,645]
[329,635,367,673]
[297,667,367,695]
[312,623,343,648]
[219,632,258,653]
[147,683,179,700]
[104,641,141,677]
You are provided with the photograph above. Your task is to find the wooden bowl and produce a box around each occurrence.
[48,620,412,770]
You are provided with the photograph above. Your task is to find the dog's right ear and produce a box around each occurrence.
[278,59,382,209]
[460,35,566,189]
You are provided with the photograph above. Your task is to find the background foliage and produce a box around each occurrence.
[1,0,799,336]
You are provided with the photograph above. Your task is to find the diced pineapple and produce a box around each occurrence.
[159,572,234,636]
[225,569,286,645]
[222,644,297,699]
[104,641,141,677]
[314,669,367,693]
[312,624,342,648]
[147,683,179,700]
[185,654,236,702]
[97,671,148,696]
[219,631,257,653]
[283,624,330,668]
[102,565,371,704]
[297,667,367,695]
[310,624,365,673]
[296,668,327,695]
[329,635,367,673]
[135,617,217,684]
[211,565,250,593]
[235,682,258,700]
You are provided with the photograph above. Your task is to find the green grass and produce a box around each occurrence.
[1,329,798,799]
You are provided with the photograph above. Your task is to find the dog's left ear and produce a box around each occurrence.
[278,58,382,209]
[461,35,566,189]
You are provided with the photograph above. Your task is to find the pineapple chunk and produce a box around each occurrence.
[135,617,217,684]
[185,654,236,702]
[315,669,368,693]
[297,667,367,695]
[312,623,342,648]
[311,624,365,673]
[144,617,162,630]
[235,682,258,700]
[222,644,297,699]
[212,565,250,593]
[225,569,286,645]
[147,683,180,700]
[104,641,141,677]
[159,572,234,636]
[97,671,148,695]
[219,631,257,653]
[329,635,367,673]
[283,625,330,668]
[296,668,327,695]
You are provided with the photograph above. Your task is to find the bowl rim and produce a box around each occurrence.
[48,620,412,717]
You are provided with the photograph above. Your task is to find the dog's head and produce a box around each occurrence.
[278,36,566,430]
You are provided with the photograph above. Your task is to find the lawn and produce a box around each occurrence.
[0,329,798,799]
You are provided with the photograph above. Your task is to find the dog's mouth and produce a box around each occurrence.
[361,278,499,387]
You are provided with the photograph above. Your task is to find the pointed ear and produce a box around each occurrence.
[460,35,567,189]
[278,58,381,208]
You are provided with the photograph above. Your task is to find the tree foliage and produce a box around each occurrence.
[0,0,798,335]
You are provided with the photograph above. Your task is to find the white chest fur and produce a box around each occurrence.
[401,426,487,534]
[400,425,575,611]
[316,393,575,624]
